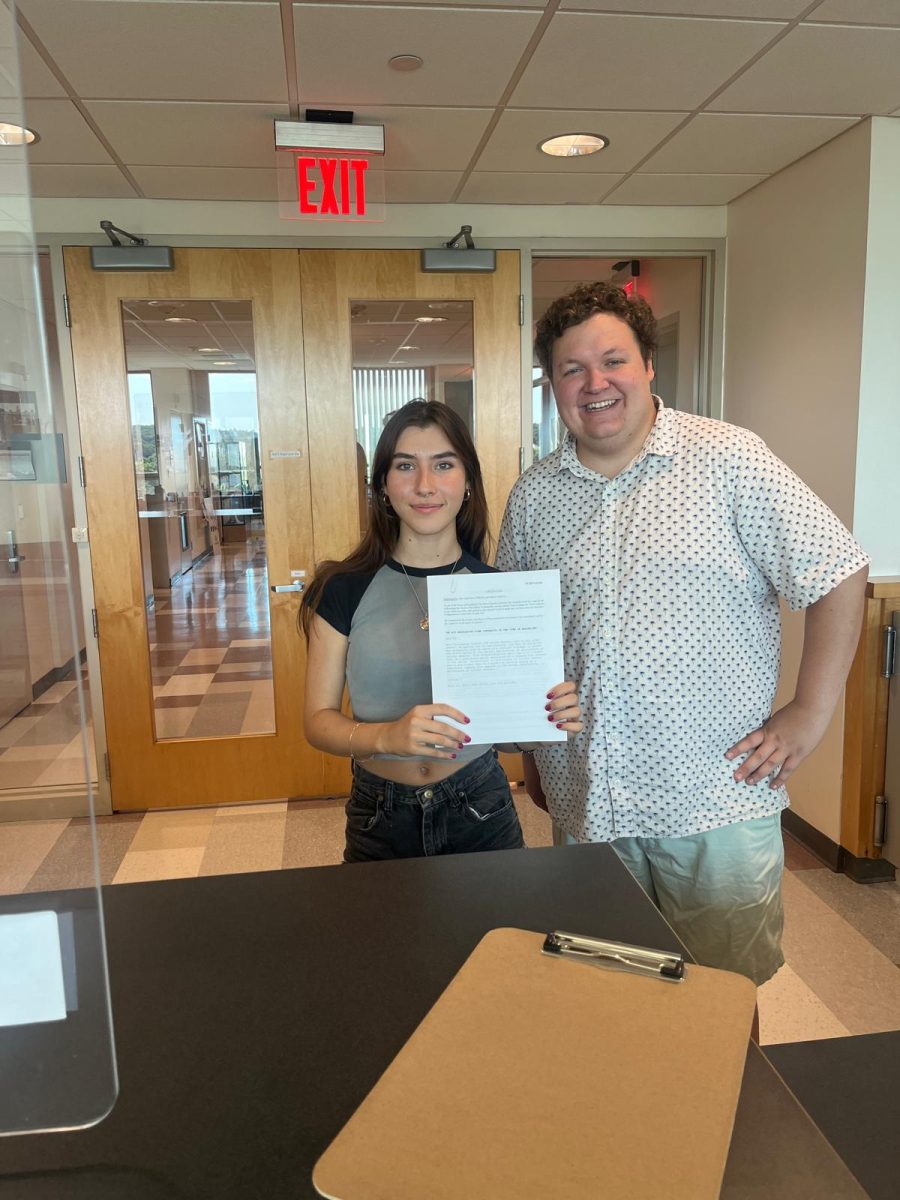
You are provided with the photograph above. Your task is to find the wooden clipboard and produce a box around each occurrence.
[313,927,756,1200]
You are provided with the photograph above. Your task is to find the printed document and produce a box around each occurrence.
[427,570,566,745]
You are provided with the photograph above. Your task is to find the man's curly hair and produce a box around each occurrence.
[534,281,658,377]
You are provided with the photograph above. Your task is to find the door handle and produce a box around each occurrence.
[271,582,305,594]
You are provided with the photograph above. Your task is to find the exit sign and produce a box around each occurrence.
[277,155,384,222]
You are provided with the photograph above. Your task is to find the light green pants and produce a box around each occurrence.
[556,813,785,986]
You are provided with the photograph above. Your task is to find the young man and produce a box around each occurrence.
[497,282,868,987]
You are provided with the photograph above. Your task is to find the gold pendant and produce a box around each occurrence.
[420,616,429,631]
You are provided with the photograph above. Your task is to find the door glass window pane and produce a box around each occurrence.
[122,299,274,741]
[350,299,473,535]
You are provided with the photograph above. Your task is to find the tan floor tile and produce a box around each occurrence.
[216,660,265,674]
[239,690,276,735]
[154,674,215,697]
[0,819,70,895]
[514,790,553,848]
[283,799,346,868]
[154,708,196,739]
[781,870,900,1035]
[216,802,287,817]
[208,681,261,695]
[31,757,93,787]
[0,715,41,748]
[113,846,205,884]
[182,648,229,666]
[38,682,77,702]
[231,639,270,647]
[0,758,51,788]
[758,964,851,1046]
[199,812,286,876]
[1,743,69,761]
[129,808,217,852]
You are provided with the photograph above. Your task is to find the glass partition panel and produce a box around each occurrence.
[122,300,275,740]
[0,2,116,1134]
[350,300,474,536]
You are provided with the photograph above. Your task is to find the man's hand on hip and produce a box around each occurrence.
[725,700,833,788]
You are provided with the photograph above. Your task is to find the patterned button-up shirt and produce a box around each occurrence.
[496,403,869,841]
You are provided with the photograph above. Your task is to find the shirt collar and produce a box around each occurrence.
[556,395,677,479]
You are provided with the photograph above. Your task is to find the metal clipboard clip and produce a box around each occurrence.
[542,930,685,983]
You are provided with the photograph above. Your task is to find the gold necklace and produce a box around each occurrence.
[397,555,462,631]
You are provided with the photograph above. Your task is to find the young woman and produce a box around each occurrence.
[300,400,582,862]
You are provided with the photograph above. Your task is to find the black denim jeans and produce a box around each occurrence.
[344,750,525,862]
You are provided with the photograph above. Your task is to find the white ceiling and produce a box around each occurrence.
[5,0,900,206]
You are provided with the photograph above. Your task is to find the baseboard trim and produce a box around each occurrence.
[781,809,841,870]
[32,647,88,701]
[781,809,896,883]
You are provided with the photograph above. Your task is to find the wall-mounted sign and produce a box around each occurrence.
[277,153,385,223]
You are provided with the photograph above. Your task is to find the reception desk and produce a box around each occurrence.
[0,844,887,1198]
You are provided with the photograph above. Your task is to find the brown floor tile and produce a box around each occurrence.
[185,696,250,737]
[222,646,272,663]
[212,670,272,683]
[156,695,207,709]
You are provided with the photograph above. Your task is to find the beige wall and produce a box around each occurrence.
[724,121,873,843]
[855,117,900,575]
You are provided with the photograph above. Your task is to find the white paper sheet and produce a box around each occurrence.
[427,569,566,746]
[0,910,67,1028]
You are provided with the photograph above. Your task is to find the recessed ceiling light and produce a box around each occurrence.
[196,347,220,353]
[415,316,447,324]
[212,361,234,367]
[165,317,196,324]
[539,133,609,158]
[399,345,418,351]
[0,123,38,147]
[389,54,423,72]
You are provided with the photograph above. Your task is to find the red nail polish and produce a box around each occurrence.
[546,692,553,699]
[556,722,565,729]
[464,717,470,724]
[544,703,551,711]
[464,735,471,743]
[547,714,555,722]
[451,753,457,759]
[457,743,464,750]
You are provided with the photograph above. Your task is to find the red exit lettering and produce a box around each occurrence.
[296,156,369,218]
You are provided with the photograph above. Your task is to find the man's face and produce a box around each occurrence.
[550,312,656,474]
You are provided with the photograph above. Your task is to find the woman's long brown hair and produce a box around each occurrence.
[299,400,491,639]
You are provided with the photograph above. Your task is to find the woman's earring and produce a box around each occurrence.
[463,487,471,501]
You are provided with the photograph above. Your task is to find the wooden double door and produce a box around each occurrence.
[64,248,521,810]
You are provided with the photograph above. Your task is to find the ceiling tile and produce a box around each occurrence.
[296,105,493,172]
[510,13,785,110]
[26,162,138,198]
[292,5,541,107]
[17,36,66,98]
[478,109,686,173]
[458,172,623,204]
[85,102,282,168]
[640,113,858,173]
[605,172,766,204]
[131,166,278,202]
[812,1,900,24]
[561,1,808,14]
[710,24,900,114]
[21,98,112,164]
[16,0,288,102]
[383,172,462,203]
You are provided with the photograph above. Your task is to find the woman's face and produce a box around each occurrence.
[383,423,468,541]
